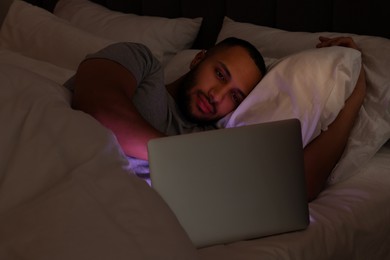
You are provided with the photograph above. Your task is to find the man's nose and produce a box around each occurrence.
[209,85,227,103]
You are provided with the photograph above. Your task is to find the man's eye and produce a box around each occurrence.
[216,70,225,81]
[231,91,242,105]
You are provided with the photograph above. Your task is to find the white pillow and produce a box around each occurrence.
[217,17,355,59]
[217,17,390,184]
[0,0,113,70]
[54,0,202,65]
[164,49,199,84]
[219,46,361,147]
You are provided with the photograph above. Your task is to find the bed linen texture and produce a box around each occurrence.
[0,54,198,259]
[53,0,202,65]
[1,0,390,259]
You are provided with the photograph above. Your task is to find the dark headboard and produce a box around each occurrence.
[25,0,390,49]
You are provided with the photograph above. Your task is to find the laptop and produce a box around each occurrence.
[148,118,309,248]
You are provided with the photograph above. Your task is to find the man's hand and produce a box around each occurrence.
[316,36,361,51]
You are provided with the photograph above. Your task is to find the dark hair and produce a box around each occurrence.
[207,37,267,77]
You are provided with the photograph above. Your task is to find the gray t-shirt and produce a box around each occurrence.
[64,42,216,178]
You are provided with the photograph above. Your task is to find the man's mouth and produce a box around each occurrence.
[196,92,215,115]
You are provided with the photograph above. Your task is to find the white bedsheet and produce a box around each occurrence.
[198,141,390,259]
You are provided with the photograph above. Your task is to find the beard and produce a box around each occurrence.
[176,68,217,125]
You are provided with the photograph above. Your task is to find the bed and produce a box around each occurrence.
[0,0,389,259]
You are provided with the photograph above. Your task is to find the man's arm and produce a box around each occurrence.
[72,58,165,160]
[304,36,366,201]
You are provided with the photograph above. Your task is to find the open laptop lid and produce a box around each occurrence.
[148,119,309,248]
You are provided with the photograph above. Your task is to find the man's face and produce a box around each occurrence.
[177,46,262,124]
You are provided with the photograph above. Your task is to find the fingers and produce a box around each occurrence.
[316,36,350,48]
[316,36,360,51]
[318,36,331,43]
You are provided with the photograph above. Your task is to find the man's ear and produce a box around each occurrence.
[190,49,206,69]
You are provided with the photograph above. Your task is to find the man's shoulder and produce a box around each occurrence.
[86,41,162,80]
[92,42,154,60]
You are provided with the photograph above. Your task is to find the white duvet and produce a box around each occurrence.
[0,53,198,259]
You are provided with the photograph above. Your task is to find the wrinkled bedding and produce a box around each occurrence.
[1,45,390,259]
[0,1,390,257]
[0,55,198,259]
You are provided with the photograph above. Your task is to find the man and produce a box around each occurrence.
[66,37,266,178]
[66,36,366,201]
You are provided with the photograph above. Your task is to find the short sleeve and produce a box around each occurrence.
[84,42,162,86]
[63,42,163,92]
